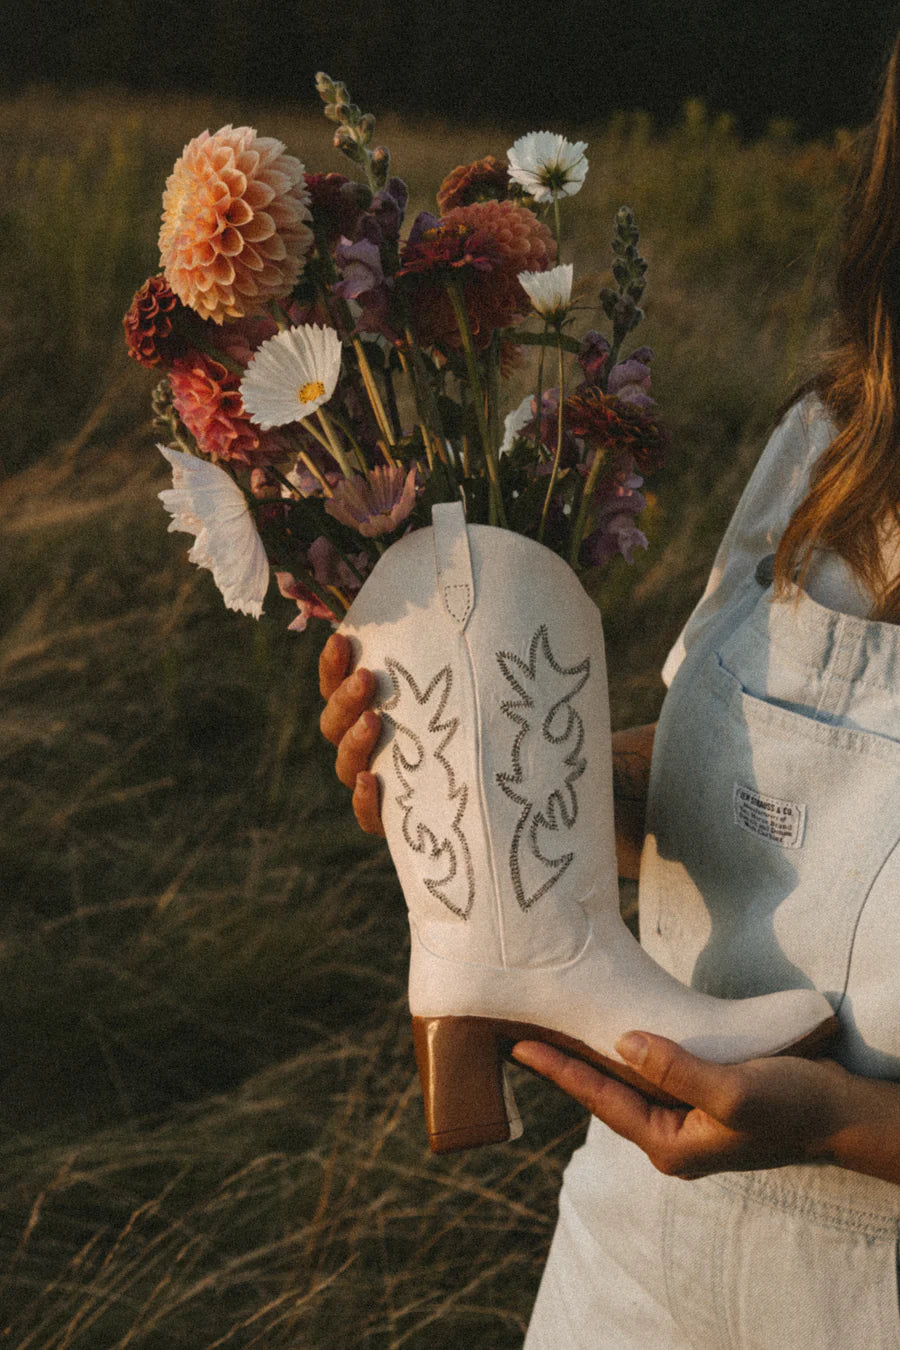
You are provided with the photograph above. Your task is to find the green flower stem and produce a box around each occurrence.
[351,336,396,454]
[310,275,386,454]
[487,332,501,478]
[395,347,434,470]
[538,333,566,544]
[382,365,403,442]
[295,452,333,497]
[324,407,371,476]
[553,192,563,254]
[315,407,355,480]
[446,278,506,528]
[534,321,548,457]
[293,412,335,459]
[459,382,472,477]
[568,443,608,570]
[297,566,349,618]
[606,332,626,390]
[277,440,334,498]
[401,326,451,470]
[270,464,306,498]
[327,585,352,613]
[501,328,582,354]
[152,392,199,457]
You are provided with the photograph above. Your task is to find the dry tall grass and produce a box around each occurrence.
[0,85,853,1346]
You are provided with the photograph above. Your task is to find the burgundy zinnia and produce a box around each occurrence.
[564,386,668,474]
[436,156,510,212]
[399,199,556,352]
[123,276,188,368]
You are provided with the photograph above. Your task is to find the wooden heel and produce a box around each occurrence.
[412,1015,521,1154]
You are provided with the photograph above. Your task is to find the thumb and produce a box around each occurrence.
[616,1031,741,1118]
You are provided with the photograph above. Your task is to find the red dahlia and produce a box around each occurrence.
[123,276,187,368]
[168,352,290,468]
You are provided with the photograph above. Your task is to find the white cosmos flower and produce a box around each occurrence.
[507,131,589,202]
[500,395,534,454]
[518,263,574,320]
[240,324,342,429]
[158,446,269,618]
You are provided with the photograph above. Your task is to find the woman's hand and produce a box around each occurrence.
[318,633,384,835]
[512,1033,884,1180]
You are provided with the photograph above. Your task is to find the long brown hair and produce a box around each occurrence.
[775,30,900,620]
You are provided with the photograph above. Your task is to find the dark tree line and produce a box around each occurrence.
[7,0,900,136]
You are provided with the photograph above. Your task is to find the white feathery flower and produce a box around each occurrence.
[500,395,534,455]
[518,263,574,320]
[158,446,269,618]
[239,324,342,429]
[507,131,589,202]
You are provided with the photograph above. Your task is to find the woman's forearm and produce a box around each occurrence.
[611,723,656,880]
[822,1069,900,1185]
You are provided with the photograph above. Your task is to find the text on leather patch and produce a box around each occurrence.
[732,784,806,849]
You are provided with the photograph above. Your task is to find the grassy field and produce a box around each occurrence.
[0,86,853,1346]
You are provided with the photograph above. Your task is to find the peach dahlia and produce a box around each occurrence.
[159,125,314,324]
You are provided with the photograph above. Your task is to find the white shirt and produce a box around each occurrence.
[662,396,894,686]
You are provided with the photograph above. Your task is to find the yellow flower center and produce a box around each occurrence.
[298,380,326,404]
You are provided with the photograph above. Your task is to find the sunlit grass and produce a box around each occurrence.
[0,85,855,1345]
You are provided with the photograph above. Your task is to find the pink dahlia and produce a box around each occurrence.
[325,465,419,537]
[169,352,289,468]
[159,125,314,324]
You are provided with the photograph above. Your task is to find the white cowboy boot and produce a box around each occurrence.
[338,503,838,1153]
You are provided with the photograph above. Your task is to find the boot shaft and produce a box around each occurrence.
[339,504,618,970]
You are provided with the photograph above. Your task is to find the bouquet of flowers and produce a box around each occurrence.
[124,74,668,631]
[124,77,674,1154]
[122,80,840,1158]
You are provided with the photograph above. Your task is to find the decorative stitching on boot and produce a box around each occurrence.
[382,658,475,919]
[495,626,589,910]
[442,582,473,627]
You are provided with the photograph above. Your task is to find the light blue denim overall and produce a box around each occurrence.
[526,559,900,1348]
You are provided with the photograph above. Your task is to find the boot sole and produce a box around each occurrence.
[412,1012,841,1154]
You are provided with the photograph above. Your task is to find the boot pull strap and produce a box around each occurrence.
[432,501,475,631]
